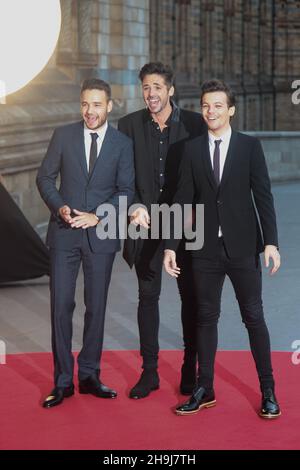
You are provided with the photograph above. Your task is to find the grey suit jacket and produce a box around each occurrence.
[37,121,135,253]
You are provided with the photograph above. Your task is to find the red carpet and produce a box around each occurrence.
[0,351,298,450]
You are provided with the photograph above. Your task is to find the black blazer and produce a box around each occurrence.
[37,121,135,254]
[118,106,206,266]
[165,130,278,258]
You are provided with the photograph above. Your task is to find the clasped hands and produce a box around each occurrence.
[59,205,99,229]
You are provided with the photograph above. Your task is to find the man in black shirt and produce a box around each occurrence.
[118,62,206,399]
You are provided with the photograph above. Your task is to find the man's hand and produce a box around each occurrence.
[58,205,73,223]
[130,207,150,229]
[70,209,99,229]
[163,249,181,278]
[264,244,281,275]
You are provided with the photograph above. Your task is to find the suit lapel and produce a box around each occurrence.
[88,124,114,180]
[169,107,189,145]
[219,130,238,190]
[73,121,88,179]
[202,134,218,191]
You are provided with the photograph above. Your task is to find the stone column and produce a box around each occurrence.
[91,0,150,115]
[78,0,95,59]
[57,0,73,63]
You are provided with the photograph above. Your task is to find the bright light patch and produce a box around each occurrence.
[0,0,61,99]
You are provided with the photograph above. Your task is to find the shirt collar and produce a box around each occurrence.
[146,100,178,126]
[84,120,108,140]
[208,126,232,146]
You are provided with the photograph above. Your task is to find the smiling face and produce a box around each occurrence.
[201,91,235,137]
[80,89,112,130]
[141,73,174,115]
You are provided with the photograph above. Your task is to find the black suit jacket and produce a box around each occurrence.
[165,130,278,258]
[118,106,206,266]
[37,121,135,253]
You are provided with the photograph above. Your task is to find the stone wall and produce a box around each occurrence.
[0,101,81,229]
[93,0,149,115]
[0,0,299,232]
[247,131,300,182]
[0,0,150,231]
[150,0,300,131]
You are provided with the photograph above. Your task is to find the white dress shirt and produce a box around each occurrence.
[208,126,232,181]
[84,120,108,172]
[208,126,232,237]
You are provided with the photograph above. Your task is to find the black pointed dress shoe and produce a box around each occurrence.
[43,385,74,408]
[259,388,281,419]
[175,386,216,415]
[129,370,159,399]
[79,375,117,398]
[180,361,197,395]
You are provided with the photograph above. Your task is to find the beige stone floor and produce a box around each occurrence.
[0,182,299,355]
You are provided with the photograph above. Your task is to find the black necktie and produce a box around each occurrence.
[89,133,98,175]
[213,139,222,185]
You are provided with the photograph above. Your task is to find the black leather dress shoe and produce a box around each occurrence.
[79,375,117,398]
[43,385,74,408]
[129,370,159,399]
[175,386,216,415]
[180,361,197,395]
[259,388,281,419]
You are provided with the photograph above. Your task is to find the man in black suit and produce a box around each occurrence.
[37,78,134,408]
[118,62,206,399]
[164,79,281,419]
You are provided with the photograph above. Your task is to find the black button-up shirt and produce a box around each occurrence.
[147,109,173,202]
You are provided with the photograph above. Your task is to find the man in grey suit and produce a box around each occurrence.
[37,78,134,408]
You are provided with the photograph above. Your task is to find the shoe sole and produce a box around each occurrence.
[259,410,281,419]
[129,384,159,399]
[175,399,216,416]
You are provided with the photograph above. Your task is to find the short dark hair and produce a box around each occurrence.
[139,62,174,88]
[80,78,111,101]
[200,79,235,107]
